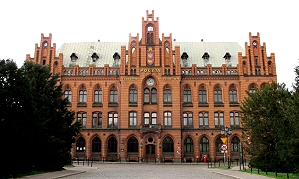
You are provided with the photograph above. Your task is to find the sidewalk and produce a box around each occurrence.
[21,165,96,179]
[210,165,274,179]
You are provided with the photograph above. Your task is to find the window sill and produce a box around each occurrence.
[198,103,209,107]
[108,103,118,107]
[77,103,87,107]
[214,102,224,107]
[183,103,193,107]
[92,103,103,107]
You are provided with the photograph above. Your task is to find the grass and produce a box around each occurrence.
[241,168,299,179]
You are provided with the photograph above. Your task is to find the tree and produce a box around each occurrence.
[0,60,81,177]
[241,81,298,173]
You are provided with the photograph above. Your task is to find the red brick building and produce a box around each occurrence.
[26,10,276,162]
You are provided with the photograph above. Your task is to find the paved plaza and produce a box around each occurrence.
[23,162,273,179]
[63,163,234,179]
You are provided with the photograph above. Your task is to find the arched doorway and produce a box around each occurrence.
[145,144,156,160]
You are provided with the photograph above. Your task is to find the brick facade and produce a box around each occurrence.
[26,10,277,162]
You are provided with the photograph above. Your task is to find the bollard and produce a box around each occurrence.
[77,158,79,165]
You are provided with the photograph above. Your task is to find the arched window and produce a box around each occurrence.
[108,137,117,153]
[77,112,86,128]
[231,136,240,152]
[127,137,138,153]
[183,112,193,127]
[214,111,224,128]
[151,88,157,103]
[200,137,209,153]
[64,85,72,103]
[108,112,118,128]
[229,84,238,103]
[199,85,207,103]
[79,85,87,103]
[143,112,157,124]
[215,137,222,152]
[94,85,102,103]
[249,83,257,93]
[214,85,222,103]
[109,86,118,103]
[163,85,172,103]
[92,112,102,128]
[92,137,101,153]
[129,85,137,103]
[164,111,172,127]
[183,85,192,103]
[184,137,194,153]
[76,137,86,153]
[163,137,174,153]
[199,112,209,128]
[230,111,239,127]
[144,88,150,103]
[129,111,137,127]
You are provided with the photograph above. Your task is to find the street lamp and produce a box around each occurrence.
[221,126,232,168]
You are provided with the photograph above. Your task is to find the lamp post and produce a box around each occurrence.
[221,126,232,168]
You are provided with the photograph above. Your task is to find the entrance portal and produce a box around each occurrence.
[145,144,156,160]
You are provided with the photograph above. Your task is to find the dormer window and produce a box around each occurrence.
[91,53,99,62]
[181,52,189,60]
[223,52,231,60]
[202,52,210,60]
[70,53,78,62]
[202,52,210,67]
[113,52,120,67]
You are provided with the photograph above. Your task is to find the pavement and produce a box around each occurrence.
[21,162,274,179]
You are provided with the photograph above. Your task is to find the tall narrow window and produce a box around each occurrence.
[109,86,118,103]
[144,88,150,103]
[108,112,118,128]
[64,85,72,103]
[79,86,87,103]
[127,137,138,153]
[214,112,224,128]
[77,112,87,128]
[94,85,102,103]
[184,137,194,153]
[215,137,222,152]
[199,112,209,128]
[76,137,86,153]
[164,112,172,127]
[163,137,174,153]
[184,85,192,103]
[151,88,157,103]
[229,84,238,103]
[231,136,240,152]
[151,112,157,124]
[92,137,101,153]
[200,137,209,153]
[129,85,138,103]
[163,85,172,103]
[199,85,207,103]
[214,85,222,103]
[129,111,137,127]
[92,112,102,128]
[108,137,117,153]
[183,112,193,127]
[230,112,239,127]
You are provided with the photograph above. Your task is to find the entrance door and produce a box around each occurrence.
[145,144,155,160]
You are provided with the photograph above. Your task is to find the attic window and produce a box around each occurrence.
[113,52,120,60]
[223,52,231,60]
[70,53,78,62]
[202,52,210,60]
[91,53,99,62]
[181,52,189,60]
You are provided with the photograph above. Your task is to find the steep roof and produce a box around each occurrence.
[56,41,244,68]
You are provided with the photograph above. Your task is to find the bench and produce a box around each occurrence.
[184,157,193,163]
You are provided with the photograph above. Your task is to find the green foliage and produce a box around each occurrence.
[241,80,299,173]
[0,60,81,178]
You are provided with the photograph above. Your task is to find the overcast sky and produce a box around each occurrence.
[0,0,298,89]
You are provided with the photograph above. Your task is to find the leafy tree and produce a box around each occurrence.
[241,81,299,173]
[0,60,81,177]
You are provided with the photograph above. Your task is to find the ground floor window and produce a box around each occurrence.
[127,137,138,153]
[108,137,117,153]
[162,137,174,153]
[76,137,86,153]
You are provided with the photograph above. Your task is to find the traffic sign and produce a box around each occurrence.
[221,144,228,151]
[221,137,227,143]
